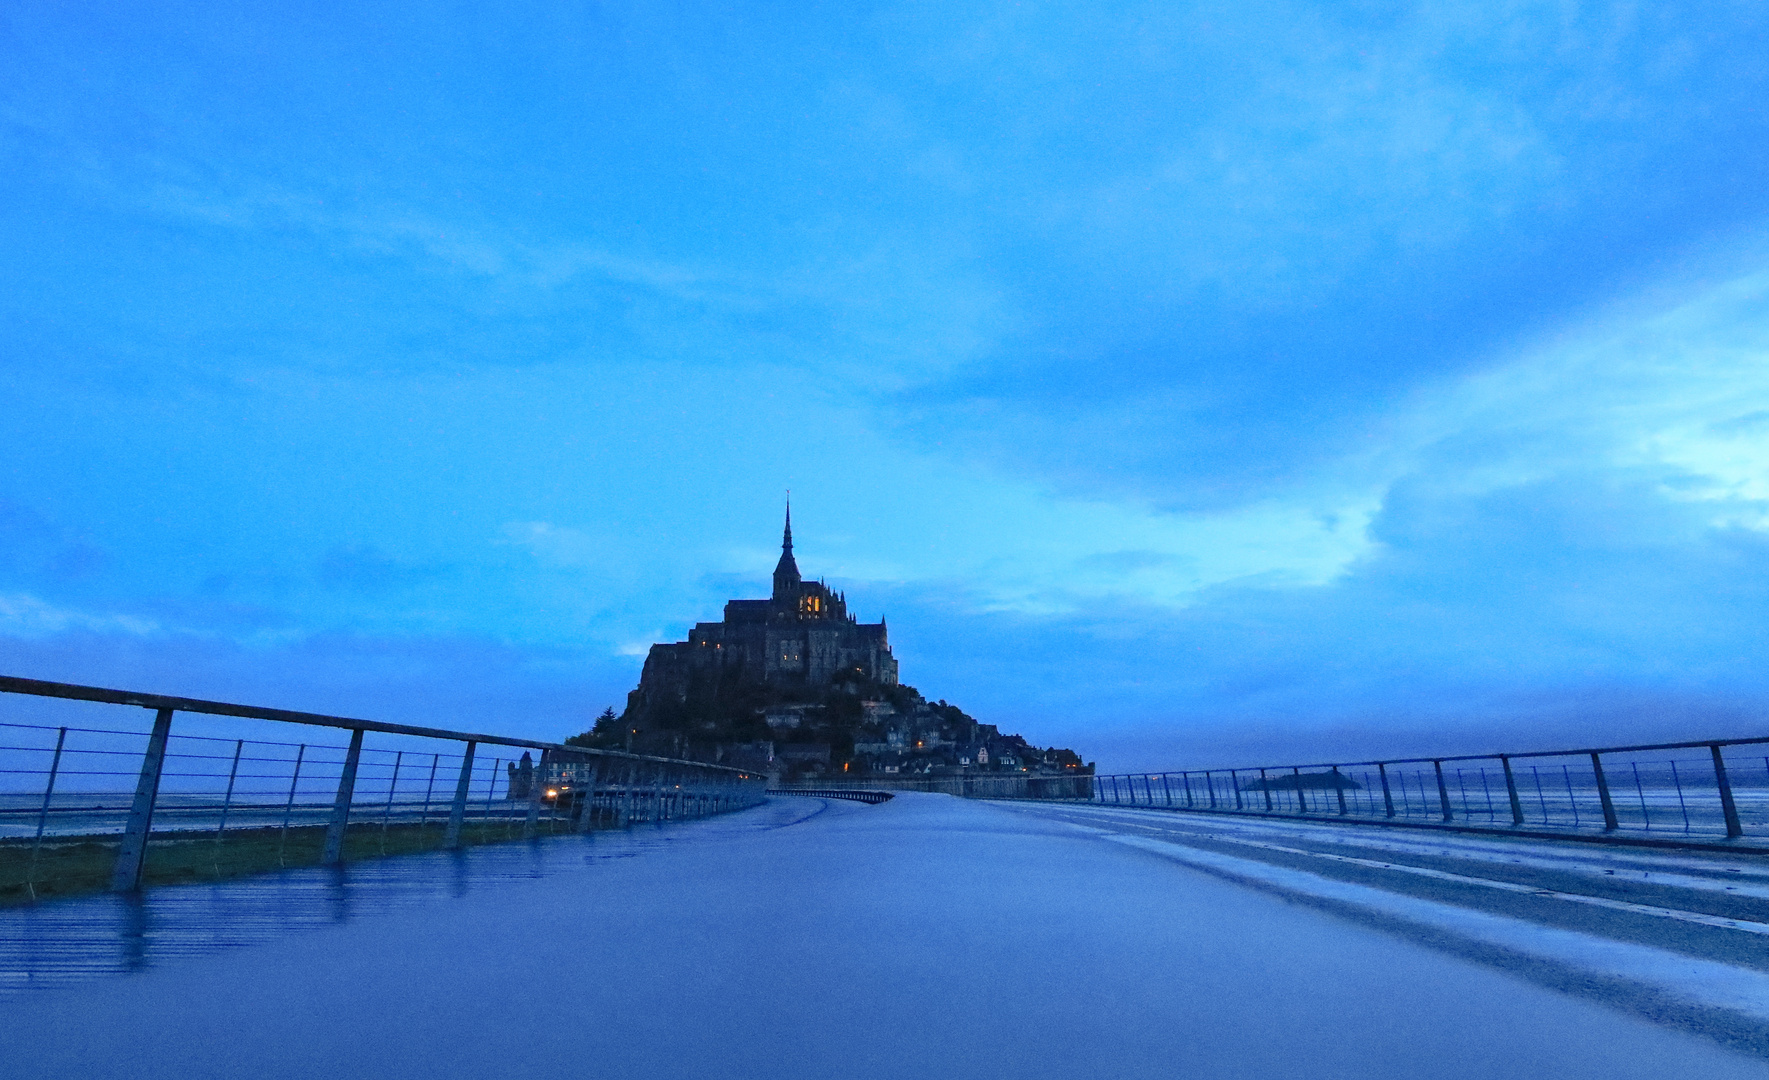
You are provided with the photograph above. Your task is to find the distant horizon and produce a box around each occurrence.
[5,1,1769,773]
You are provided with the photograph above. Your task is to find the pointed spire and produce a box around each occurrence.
[772,496,802,601]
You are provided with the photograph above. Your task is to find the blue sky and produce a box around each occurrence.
[4,1,1769,769]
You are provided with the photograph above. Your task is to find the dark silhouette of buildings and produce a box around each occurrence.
[602,505,1088,781]
[624,505,897,723]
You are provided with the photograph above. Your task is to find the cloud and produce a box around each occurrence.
[5,0,1769,771]
[879,471,1769,767]
[0,622,637,740]
[0,593,158,638]
[860,259,1769,763]
[499,522,602,569]
[316,544,443,594]
[0,500,106,580]
[1076,550,1183,574]
[1379,262,1769,517]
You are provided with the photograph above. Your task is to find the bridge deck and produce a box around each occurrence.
[2,793,1766,1078]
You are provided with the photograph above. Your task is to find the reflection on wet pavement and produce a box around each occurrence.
[0,800,807,992]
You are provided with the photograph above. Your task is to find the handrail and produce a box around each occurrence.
[769,788,893,804]
[1075,730,1769,846]
[1,673,772,900]
[0,675,752,776]
[1124,732,1769,775]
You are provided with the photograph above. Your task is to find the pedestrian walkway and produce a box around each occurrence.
[2,793,1765,1079]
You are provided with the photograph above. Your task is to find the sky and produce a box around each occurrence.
[3,0,1769,770]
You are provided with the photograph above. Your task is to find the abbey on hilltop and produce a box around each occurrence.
[578,505,1091,783]
[624,504,899,713]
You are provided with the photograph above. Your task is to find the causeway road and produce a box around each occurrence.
[2,792,1766,1078]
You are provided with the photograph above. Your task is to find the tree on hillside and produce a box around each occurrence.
[565,706,623,748]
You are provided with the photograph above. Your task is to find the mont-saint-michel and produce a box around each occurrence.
[573,507,1091,783]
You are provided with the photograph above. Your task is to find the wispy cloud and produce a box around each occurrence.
[1374,261,1769,516]
[5,0,1769,761]
[499,522,601,568]
[0,593,158,638]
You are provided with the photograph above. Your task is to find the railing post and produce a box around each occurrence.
[380,750,404,850]
[1500,756,1523,824]
[1231,770,1244,810]
[1291,767,1306,814]
[1183,772,1195,808]
[1258,768,1272,812]
[418,752,439,832]
[524,749,549,839]
[1433,760,1453,821]
[1160,773,1173,806]
[1713,744,1744,839]
[483,757,502,832]
[277,744,307,866]
[1378,763,1394,817]
[577,759,603,833]
[1591,752,1618,832]
[215,739,244,844]
[111,707,174,892]
[323,728,365,865]
[1205,771,1217,809]
[27,726,68,898]
[1333,766,1348,815]
[446,741,477,848]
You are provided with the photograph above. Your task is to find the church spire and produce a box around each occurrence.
[772,497,801,601]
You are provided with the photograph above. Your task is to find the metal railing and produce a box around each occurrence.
[0,675,768,901]
[771,734,1769,850]
[1073,734,1769,850]
[774,773,1095,800]
[767,787,895,804]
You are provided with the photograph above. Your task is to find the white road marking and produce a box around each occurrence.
[1045,803,1769,894]
[1090,819,1769,935]
[1103,832,1769,1023]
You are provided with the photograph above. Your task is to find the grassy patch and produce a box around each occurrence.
[0,810,602,907]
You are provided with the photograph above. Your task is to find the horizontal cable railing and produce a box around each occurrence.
[1018,736,1769,848]
[774,773,1095,800]
[773,734,1769,849]
[767,787,895,804]
[0,676,769,903]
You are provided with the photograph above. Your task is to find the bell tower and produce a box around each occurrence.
[771,500,802,602]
